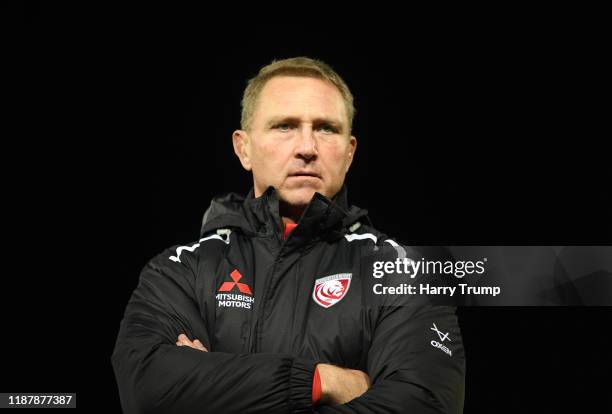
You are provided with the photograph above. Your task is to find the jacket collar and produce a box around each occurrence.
[244,185,352,242]
[200,185,369,244]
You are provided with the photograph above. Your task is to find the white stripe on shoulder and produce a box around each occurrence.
[384,238,407,259]
[344,230,406,259]
[344,232,378,244]
[169,229,231,263]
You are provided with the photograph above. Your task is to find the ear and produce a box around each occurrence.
[345,135,357,172]
[232,130,252,171]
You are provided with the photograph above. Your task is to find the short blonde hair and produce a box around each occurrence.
[241,57,355,132]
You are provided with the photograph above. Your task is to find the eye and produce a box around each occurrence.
[274,123,293,132]
[317,124,338,134]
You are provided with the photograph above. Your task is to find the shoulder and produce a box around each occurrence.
[340,221,413,265]
[343,221,401,248]
[147,229,233,271]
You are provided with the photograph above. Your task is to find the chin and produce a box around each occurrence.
[278,188,318,206]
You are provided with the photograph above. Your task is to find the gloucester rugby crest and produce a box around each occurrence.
[312,273,352,308]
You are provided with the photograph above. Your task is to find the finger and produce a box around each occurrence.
[179,335,203,350]
[193,339,208,352]
[176,334,208,351]
[178,340,197,349]
[178,334,194,346]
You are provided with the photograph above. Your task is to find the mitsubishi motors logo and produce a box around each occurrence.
[312,273,352,308]
[430,322,452,357]
[216,269,254,310]
[219,269,252,295]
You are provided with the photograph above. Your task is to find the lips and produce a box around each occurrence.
[288,171,321,179]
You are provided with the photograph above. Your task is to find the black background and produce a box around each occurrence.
[2,3,611,413]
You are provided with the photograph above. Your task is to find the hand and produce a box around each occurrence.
[175,334,208,352]
[317,363,370,405]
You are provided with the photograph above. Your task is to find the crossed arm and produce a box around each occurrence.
[175,334,371,406]
[112,249,465,413]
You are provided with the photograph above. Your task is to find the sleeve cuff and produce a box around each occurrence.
[312,365,322,405]
[290,357,318,413]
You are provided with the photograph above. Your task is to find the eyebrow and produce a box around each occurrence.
[265,116,345,132]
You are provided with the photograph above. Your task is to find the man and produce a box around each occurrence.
[112,57,465,413]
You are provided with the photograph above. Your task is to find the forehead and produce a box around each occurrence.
[254,76,347,123]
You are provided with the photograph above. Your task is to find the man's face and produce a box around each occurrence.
[233,76,357,207]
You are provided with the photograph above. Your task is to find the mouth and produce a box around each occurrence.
[288,171,322,179]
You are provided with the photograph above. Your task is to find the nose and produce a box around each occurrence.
[296,125,318,161]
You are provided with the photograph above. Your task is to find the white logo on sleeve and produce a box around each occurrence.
[430,322,452,356]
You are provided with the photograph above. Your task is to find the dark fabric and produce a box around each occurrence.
[112,186,465,413]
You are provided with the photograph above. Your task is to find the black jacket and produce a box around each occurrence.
[112,186,466,413]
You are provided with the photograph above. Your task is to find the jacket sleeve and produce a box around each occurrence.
[111,248,317,414]
[316,304,465,414]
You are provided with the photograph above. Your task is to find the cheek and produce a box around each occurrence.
[322,143,350,173]
[252,141,287,172]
